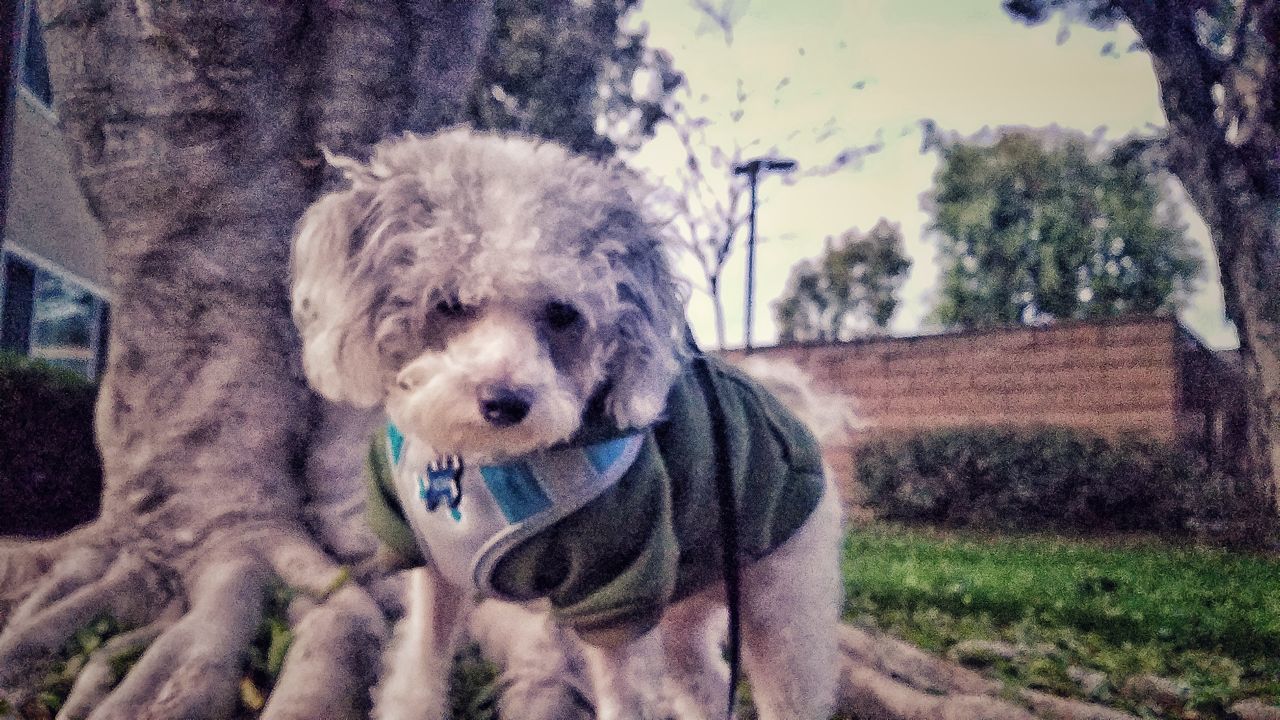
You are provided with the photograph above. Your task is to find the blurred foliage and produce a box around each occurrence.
[775,218,911,342]
[447,643,501,720]
[925,129,1200,328]
[843,524,1280,715]
[17,583,298,720]
[17,615,129,719]
[1002,0,1128,30]
[467,0,682,157]
[0,351,101,537]
[238,582,296,716]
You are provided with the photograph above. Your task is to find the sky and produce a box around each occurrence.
[625,0,1238,350]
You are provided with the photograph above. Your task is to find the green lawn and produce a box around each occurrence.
[17,525,1278,719]
[842,524,1280,715]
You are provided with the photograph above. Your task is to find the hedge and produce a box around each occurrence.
[855,426,1196,533]
[0,351,102,536]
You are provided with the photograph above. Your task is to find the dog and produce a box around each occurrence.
[290,128,843,720]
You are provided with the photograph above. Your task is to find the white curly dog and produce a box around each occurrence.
[290,128,843,720]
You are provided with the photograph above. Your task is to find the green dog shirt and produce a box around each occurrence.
[365,355,826,645]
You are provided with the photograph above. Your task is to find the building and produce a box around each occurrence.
[1,0,111,380]
[729,315,1248,488]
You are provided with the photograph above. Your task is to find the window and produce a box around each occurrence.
[30,271,103,377]
[0,252,109,379]
[19,1,53,106]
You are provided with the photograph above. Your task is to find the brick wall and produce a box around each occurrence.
[725,316,1185,500]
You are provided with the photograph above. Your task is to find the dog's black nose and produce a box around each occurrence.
[479,386,533,427]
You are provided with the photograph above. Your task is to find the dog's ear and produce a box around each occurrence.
[601,208,689,430]
[290,179,385,407]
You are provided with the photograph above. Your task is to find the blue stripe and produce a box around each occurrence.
[386,424,405,465]
[480,463,551,523]
[584,436,630,473]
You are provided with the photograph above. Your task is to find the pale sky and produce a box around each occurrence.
[625,0,1238,350]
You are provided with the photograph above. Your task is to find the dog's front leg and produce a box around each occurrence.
[580,630,669,720]
[469,601,595,720]
[372,565,472,720]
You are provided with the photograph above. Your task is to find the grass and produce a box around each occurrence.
[842,523,1280,716]
[13,526,1276,719]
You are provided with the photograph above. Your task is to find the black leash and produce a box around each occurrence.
[690,352,741,720]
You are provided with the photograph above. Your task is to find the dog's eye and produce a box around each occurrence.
[544,301,581,330]
[435,297,468,318]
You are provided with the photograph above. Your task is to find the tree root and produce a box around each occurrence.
[2,546,112,631]
[1020,688,1139,720]
[266,529,353,601]
[839,624,1002,696]
[0,526,112,627]
[83,554,269,720]
[57,612,177,720]
[839,665,1038,720]
[0,550,166,689]
[836,624,1141,720]
[0,523,401,720]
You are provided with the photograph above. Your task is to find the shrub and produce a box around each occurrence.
[1183,472,1280,550]
[0,351,102,536]
[856,426,1195,532]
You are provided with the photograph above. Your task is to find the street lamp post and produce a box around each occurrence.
[733,156,796,350]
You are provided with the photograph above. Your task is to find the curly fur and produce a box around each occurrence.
[292,128,687,431]
[290,128,840,720]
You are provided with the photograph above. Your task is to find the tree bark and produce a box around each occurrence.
[0,1,491,717]
[1116,0,1280,511]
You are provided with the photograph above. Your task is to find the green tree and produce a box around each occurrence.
[927,128,1200,328]
[469,0,682,156]
[775,219,911,342]
[1002,1,1280,510]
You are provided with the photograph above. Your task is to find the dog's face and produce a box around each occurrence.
[290,129,686,460]
[381,288,609,459]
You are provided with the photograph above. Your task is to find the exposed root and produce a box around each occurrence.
[836,624,1140,720]
[266,530,351,600]
[1020,689,1139,720]
[0,551,165,689]
[56,611,178,720]
[839,625,1001,696]
[2,526,393,720]
[839,666,1037,720]
[84,555,268,720]
[2,546,111,630]
[0,534,111,628]
[261,585,387,720]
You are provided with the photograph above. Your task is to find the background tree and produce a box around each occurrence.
[1001,0,1280,510]
[926,128,1200,328]
[657,91,750,349]
[469,0,683,157]
[637,0,888,350]
[774,219,911,342]
[0,1,659,717]
[652,76,885,348]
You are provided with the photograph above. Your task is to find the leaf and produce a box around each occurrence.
[109,645,147,679]
[322,566,351,599]
[240,677,266,712]
[38,691,63,715]
[266,621,293,678]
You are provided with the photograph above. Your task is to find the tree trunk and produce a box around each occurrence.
[0,1,492,717]
[1117,0,1280,512]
